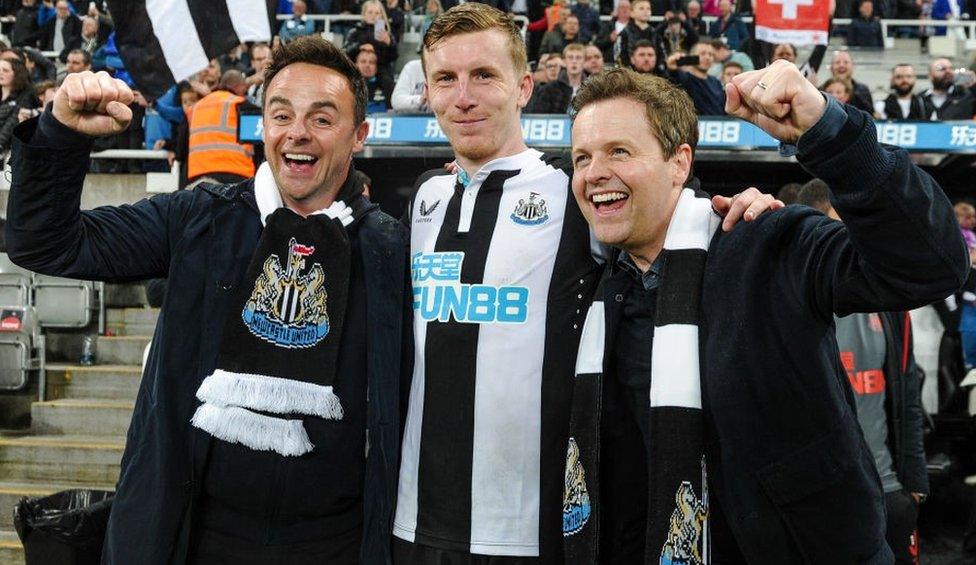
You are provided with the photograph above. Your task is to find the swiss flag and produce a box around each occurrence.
[755,0,831,45]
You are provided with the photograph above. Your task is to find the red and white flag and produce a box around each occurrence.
[754,0,831,45]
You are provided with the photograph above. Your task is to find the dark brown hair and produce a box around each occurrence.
[571,67,698,158]
[264,35,368,125]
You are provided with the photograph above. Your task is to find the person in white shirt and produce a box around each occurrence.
[391,58,428,112]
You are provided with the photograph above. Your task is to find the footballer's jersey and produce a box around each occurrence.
[394,149,602,557]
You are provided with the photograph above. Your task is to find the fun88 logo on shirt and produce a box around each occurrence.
[412,252,529,324]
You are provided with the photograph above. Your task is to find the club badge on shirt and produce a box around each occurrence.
[563,437,591,536]
[511,192,550,226]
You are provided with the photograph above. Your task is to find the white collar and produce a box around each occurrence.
[253,162,353,227]
[458,148,546,185]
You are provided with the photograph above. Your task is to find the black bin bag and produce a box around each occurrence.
[13,490,114,565]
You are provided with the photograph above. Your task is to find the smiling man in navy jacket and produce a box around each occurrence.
[563,62,968,564]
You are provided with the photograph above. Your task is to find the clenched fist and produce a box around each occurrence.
[725,59,827,144]
[53,71,135,137]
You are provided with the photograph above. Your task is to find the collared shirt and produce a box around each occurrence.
[616,251,665,290]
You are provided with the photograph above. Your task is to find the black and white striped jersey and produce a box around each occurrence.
[394,149,603,557]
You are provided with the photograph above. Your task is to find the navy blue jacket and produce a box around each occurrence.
[5,113,410,565]
[580,103,968,564]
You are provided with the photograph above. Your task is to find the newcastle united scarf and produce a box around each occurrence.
[191,163,359,457]
[564,188,721,564]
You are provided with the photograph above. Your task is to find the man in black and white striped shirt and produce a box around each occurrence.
[394,5,776,563]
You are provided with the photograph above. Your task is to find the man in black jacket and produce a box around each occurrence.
[526,43,587,114]
[564,63,967,563]
[830,49,875,114]
[40,0,80,53]
[5,36,409,565]
[922,57,976,120]
[881,63,927,120]
[10,0,40,47]
[798,178,929,564]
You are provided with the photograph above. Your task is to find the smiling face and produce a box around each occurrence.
[424,29,532,171]
[263,63,369,214]
[571,97,691,260]
[830,51,853,79]
[0,60,13,88]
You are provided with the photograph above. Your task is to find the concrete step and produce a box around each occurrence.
[31,399,134,437]
[44,334,150,366]
[0,435,123,485]
[0,481,115,530]
[0,529,22,565]
[45,364,142,402]
[105,307,160,337]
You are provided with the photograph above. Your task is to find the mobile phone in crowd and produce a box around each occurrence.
[676,55,700,67]
[374,19,386,40]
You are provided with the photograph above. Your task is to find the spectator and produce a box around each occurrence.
[822,76,853,105]
[879,63,927,119]
[420,0,444,37]
[583,44,604,75]
[629,39,664,76]
[772,42,797,63]
[11,0,40,48]
[0,57,37,156]
[391,58,427,112]
[60,15,99,62]
[385,0,408,41]
[708,38,752,77]
[684,0,707,35]
[245,42,271,106]
[162,81,201,188]
[830,50,874,114]
[657,15,698,58]
[594,0,631,63]
[702,0,721,16]
[32,79,55,107]
[571,0,601,43]
[187,70,257,184]
[56,47,89,82]
[847,0,884,48]
[217,43,249,74]
[344,0,397,73]
[543,53,564,82]
[531,55,550,85]
[200,58,222,92]
[1,46,55,83]
[526,43,587,113]
[84,1,113,45]
[708,0,748,50]
[40,0,79,53]
[720,60,743,85]
[279,0,316,44]
[666,41,725,114]
[540,13,581,55]
[357,46,393,113]
[922,58,976,120]
[620,0,665,70]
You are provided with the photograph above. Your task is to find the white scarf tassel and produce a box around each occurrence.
[191,403,314,457]
[196,369,344,420]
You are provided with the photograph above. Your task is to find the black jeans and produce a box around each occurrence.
[885,489,920,565]
[187,526,359,565]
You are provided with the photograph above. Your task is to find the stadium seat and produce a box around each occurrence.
[31,275,97,329]
[0,253,33,308]
[0,306,43,392]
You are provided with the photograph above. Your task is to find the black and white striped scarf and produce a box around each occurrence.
[564,188,721,564]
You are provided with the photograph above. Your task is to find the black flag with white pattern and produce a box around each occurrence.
[105,0,277,98]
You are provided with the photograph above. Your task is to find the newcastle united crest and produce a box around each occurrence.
[242,238,330,348]
[563,437,591,536]
[511,192,550,226]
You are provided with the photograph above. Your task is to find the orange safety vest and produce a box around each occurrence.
[187,90,255,180]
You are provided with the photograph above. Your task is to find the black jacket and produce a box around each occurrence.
[567,103,968,564]
[344,23,397,71]
[525,69,585,114]
[5,112,411,565]
[922,85,976,120]
[847,15,884,47]
[882,93,927,120]
[40,13,81,51]
[11,4,39,47]
[877,311,929,497]
[618,21,667,74]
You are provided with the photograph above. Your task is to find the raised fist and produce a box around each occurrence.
[52,71,135,137]
[725,59,827,144]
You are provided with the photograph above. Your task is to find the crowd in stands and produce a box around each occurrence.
[0,0,973,179]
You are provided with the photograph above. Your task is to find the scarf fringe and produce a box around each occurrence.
[191,402,314,457]
[196,369,344,420]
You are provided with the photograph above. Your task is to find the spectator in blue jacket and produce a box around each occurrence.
[571,0,601,43]
[708,0,748,50]
[279,0,317,44]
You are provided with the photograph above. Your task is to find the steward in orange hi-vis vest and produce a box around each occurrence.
[187,90,255,181]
